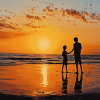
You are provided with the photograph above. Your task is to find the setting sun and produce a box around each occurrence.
[36,37,51,53]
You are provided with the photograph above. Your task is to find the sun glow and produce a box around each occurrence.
[37,37,50,52]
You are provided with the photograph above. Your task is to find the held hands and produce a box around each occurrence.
[68,49,74,54]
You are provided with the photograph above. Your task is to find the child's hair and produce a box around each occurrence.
[74,37,78,42]
[63,45,67,50]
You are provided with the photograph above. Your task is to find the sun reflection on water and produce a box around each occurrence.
[41,64,48,87]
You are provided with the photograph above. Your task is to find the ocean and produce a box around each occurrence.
[0,53,100,66]
[0,53,100,96]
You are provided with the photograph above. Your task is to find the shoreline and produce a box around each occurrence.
[0,92,100,100]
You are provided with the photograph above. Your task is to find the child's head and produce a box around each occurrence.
[63,45,67,51]
[74,37,78,42]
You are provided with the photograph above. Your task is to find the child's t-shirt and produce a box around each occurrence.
[73,42,82,56]
[62,51,67,60]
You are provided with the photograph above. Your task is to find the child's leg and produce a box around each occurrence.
[79,59,83,73]
[80,63,83,73]
[62,64,64,72]
[66,65,67,72]
[76,63,78,73]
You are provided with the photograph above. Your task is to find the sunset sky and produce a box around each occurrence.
[0,0,100,55]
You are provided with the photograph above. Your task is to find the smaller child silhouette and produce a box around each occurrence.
[62,45,70,72]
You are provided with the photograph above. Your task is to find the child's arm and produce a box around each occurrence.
[68,49,74,54]
[67,52,70,54]
[67,49,74,54]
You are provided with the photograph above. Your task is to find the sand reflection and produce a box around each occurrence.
[41,65,48,87]
[62,73,68,94]
[0,64,100,96]
[74,73,82,93]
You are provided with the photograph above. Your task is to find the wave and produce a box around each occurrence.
[0,53,100,65]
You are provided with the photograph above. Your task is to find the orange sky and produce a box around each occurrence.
[0,0,100,55]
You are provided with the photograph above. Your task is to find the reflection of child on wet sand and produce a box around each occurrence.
[74,73,82,93]
[62,45,70,72]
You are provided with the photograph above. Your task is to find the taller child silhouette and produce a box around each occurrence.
[70,37,83,73]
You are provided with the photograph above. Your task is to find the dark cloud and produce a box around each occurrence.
[67,20,76,22]
[0,23,18,30]
[61,8,66,17]
[5,16,11,19]
[43,6,54,13]
[46,6,54,13]
[42,5,100,23]
[25,23,46,28]
[5,10,16,14]
[24,4,100,23]
[1,3,100,32]
[25,23,40,28]
[73,24,77,26]
[0,19,6,23]
[0,31,30,39]
[65,9,87,22]
[25,6,36,14]
[26,14,42,20]
[58,19,62,21]
[42,16,46,19]
[5,10,7,12]
[46,13,55,17]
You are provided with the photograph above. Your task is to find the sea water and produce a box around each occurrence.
[0,53,100,66]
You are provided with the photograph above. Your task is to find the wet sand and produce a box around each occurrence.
[0,92,100,100]
[0,63,100,99]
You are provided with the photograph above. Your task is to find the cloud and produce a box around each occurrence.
[25,23,40,28]
[24,3,100,23]
[43,6,56,14]
[42,16,46,19]
[58,19,62,21]
[0,23,18,30]
[25,23,46,28]
[64,9,87,22]
[5,10,15,14]
[43,6,88,22]
[25,6,36,14]
[26,14,42,20]
[46,6,54,13]
[0,19,6,23]
[5,16,11,19]
[0,31,29,39]
[42,5,100,23]
[1,2,100,34]
[73,24,77,26]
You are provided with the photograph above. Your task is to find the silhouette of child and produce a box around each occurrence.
[62,45,70,72]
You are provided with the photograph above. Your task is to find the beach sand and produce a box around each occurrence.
[0,63,100,99]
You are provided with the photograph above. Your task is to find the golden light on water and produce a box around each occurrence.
[41,65,48,87]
